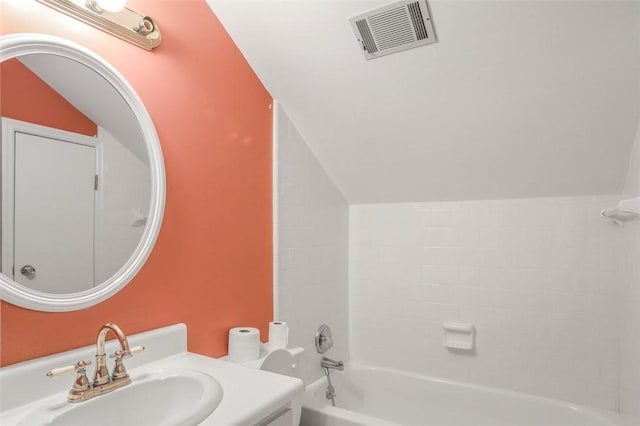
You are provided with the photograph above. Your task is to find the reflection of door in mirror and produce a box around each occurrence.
[10,124,97,293]
[1,58,99,293]
[1,55,152,294]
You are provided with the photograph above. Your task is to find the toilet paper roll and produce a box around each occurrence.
[228,327,260,362]
[268,321,289,350]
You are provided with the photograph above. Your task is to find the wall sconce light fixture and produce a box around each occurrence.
[36,0,161,50]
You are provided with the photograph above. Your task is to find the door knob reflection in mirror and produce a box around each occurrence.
[20,264,36,278]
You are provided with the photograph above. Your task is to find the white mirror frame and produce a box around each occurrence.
[0,33,165,312]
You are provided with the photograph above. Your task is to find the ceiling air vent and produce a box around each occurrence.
[349,0,436,60]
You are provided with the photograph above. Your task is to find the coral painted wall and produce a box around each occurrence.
[0,0,273,366]
[1,58,97,135]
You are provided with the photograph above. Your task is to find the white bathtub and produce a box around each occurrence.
[301,364,622,426]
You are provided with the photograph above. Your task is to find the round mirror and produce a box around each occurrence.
[0,33,165,312]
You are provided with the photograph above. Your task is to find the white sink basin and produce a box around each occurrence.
[18,369,223,426]
[1,325,304,425]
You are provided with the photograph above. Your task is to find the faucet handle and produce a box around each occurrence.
[130,345,146,355]
[315,324,334,354]
[110,345,145,359]
[47,360,92,396]
[110,345,145,381]
[46,360,91,378]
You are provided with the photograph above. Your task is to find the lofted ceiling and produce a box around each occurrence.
[208,0,640,204]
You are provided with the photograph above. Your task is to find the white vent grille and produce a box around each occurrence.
[349,0,436,60]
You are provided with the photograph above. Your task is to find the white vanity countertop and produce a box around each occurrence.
[149,352,302,425]
[0,324,304,425]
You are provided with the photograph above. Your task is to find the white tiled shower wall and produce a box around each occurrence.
[275,105,639,415]
[275,104,349,385]
[620,126,640,425]
[350,195,624,410]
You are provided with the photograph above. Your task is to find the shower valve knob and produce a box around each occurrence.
[315,324,334,354]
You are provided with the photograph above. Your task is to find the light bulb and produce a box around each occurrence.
[94,0,126,12]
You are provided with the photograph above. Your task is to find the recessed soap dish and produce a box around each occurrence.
[443,322,475,350]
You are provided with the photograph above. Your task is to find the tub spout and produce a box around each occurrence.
[321,356,344,371]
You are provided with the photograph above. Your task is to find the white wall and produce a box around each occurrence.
[95,128,151,283]
[619,123,640,425]
[275,104,349,384]
[210,1,640,204]
[350,195,623,410]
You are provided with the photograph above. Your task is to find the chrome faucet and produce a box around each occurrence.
[47,323,144,403]
[321,356,344,371]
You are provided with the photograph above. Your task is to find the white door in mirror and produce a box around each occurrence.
[13,131,96,293]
